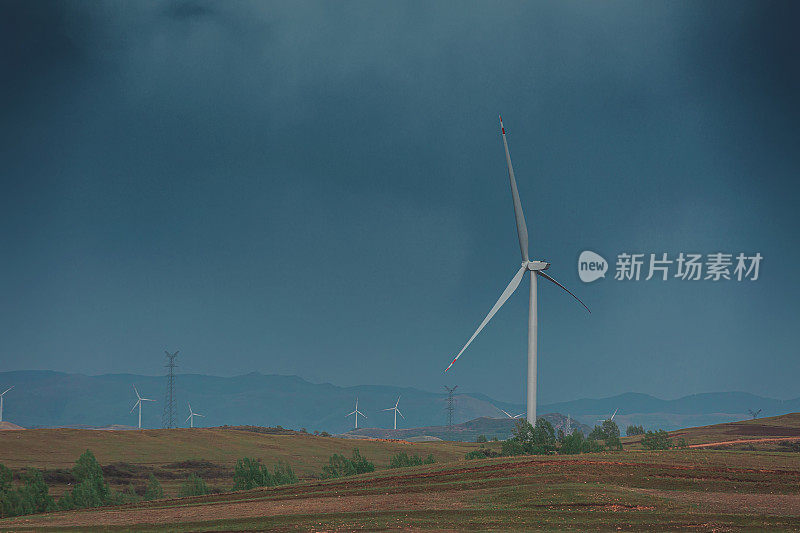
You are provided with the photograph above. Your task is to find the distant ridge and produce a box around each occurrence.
[0,421,24,430]
[0,370,796,434]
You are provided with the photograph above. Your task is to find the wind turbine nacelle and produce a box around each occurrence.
[525,261,550,271]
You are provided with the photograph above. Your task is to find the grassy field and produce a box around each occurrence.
[2,450,799,531]
[1,415,799,530]
[0,427,483,496]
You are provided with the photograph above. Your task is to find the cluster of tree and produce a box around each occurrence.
[475,434,499,443]
[0,465,52,518]
[588,420,623,450]
[626,424,645,436]
[387,452,435,469]
[638,430,687,450]
[465,418,625,459]
[0,450,168,519]
[232,458,298,491]
[320,449,375,479]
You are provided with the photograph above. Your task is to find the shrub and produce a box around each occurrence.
[321,449,375,479]
[233,458,298,491]
[626,424,645,436]
[465,448,500,460]
[476,434,488,443]
[641,430,672,450]
[388,453,435,469]
[15,469,54,516]
[179,473,212,497]
[502,419,556,456]
[58,450,111,511]
[674,438,689,449]
[559,431,605,455]
[589,421,622,450]
[144,474,164,500]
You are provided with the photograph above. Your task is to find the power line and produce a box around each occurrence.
[162,350,179,429]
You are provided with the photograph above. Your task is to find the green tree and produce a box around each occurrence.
[144,474,164,501]
[626,424,645,436]
[504,418,556,456]
[559,430,604,455]
[640,430,672,450]
[476,434,488,443]
[16,469,53,515]
[233,458,297,490]
[388,453,435,469]
[588,420,622,450]
[179,473,211,497]
[320,449,375,479]
[0,464,21,518]
[59,450,111,510]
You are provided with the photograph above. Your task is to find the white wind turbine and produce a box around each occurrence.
[0,386,13,423]
[130,385,155,429]
[383,396,404,430]
[598,408,618,423]
[345,397,366,429]
[186,402,205,428]
[497,406,524,419]
[445,116,590,425]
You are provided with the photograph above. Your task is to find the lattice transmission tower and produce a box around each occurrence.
[444,385,458,437]
[162,350,179,429]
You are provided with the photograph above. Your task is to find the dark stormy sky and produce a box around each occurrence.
[1,1,798,404]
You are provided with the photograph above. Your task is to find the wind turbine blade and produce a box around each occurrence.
[133,385,141,399]
[130,400,140,413]
[186,414,192,422]
[395,396,401,407]
[445,265,527,372]
[611,408,618,421]
[1,387,12,396]
[141,398,155,402]
[535,271,591,313]
[500,116,529,261]
[346,410,357,417]
[357,411,366,418]
[498,408,513,418]
[382,408,394,411]
[396,409,405,419]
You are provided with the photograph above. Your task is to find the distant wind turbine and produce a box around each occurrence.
[444,116,590,425]
[383,396,404,430]
[130,385,155,429]
[0,386,13,423]
[186,402,205,428]
[345,398,367,429]
[598,408,618,423]
[497,407,524,419]
[748,408,762,419]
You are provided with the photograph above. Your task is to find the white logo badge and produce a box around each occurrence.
[578,251,608,283]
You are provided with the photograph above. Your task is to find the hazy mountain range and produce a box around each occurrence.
[0,371,796,435]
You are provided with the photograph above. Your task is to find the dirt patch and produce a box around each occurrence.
[632,488,800,516]
[689,437,800,449]
[722,423,800,438]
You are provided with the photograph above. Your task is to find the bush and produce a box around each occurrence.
[388,453,435,469]
[233,458,298,491]
[589,420,622,450]
[465,448,500,460]
[144,474,164,500]
[626,424,645,436]
[16,469,54,516]
[674,438,689,449]
[559,431,605,455]
[320,449,375,479]
[58,450,111,511]
[476,434,488,443]
[180,473,212,497]
[502,419,556,456]
[641,430,672,450]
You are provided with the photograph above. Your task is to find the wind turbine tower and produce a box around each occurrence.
[130,385,155,429]
[345,398,366,429]
[445,117,590,425]
[186,402,205,428]
[0,386,13,423]
[383,396,404,430]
